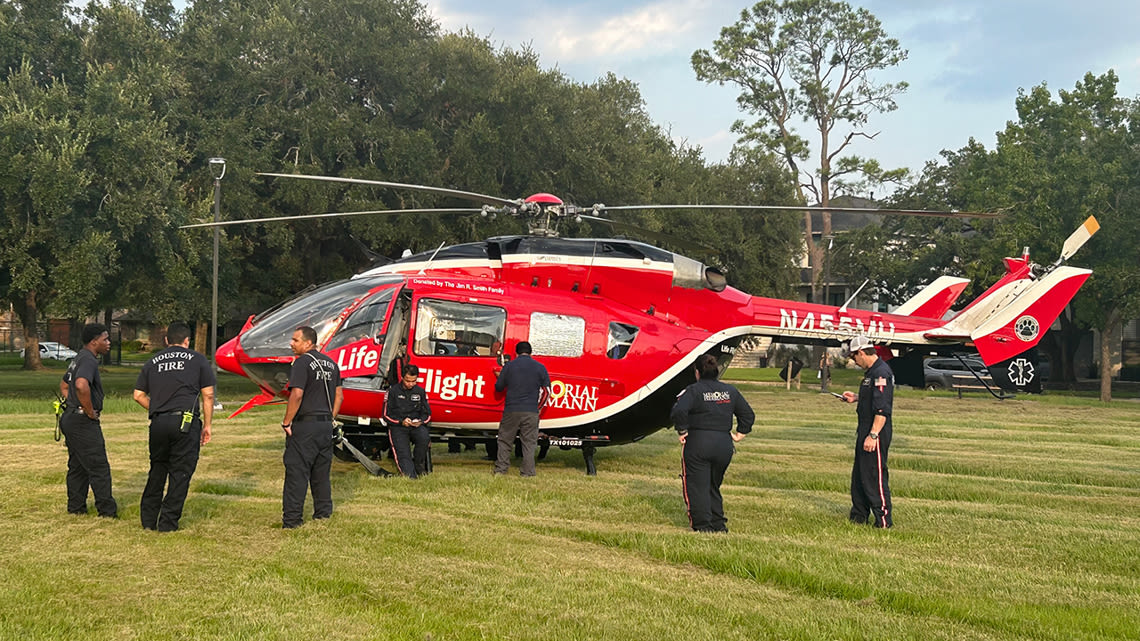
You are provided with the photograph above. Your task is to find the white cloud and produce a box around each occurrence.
[540,0,712,60]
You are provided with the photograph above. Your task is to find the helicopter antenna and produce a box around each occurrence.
[839,279,870,313]
[418,241,447,275]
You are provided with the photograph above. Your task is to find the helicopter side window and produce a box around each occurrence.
[413,298,505,358]
[606,322,639,359]
[529,312,585,357]
[325,289,395,352]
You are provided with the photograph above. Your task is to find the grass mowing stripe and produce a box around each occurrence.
[0,376,1136,639]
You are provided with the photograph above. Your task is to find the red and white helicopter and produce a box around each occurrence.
[188,173,1098,474]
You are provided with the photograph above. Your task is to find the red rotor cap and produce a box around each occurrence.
[524,193,563,205]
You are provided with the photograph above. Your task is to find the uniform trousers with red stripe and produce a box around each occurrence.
[388,423,430,479]
[681,430,735,532]
[850,424,892,528]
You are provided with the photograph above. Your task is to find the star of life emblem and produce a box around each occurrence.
[1014,315,1039,342]
[1007,358,1035,386]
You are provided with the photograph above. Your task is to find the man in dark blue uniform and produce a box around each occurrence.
[279,326,343,529]
[132,322,216,531]
[58,323,117,517]
[671,353,754,533]
[493,341,550,476]
[841,335,894,528]
[384,363,432,478]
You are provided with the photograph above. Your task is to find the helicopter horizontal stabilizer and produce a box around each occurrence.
[893,276,970,319]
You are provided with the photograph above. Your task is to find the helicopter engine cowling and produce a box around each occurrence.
[672,254,726,292]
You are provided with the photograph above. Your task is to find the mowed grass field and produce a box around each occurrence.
[0,365,1137,640]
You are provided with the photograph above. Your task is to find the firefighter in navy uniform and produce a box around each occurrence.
[671,353,754,533]
[841,335,894,528]
[58,323,117,518]
[383,363,432,478]
[279,325,343,529]
[132,322,216,531]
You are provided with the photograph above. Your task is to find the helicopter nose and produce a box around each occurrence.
[214,335,244,376]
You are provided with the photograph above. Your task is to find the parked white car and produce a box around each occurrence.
[20,341,78,361]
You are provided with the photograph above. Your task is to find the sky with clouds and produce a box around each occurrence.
[424,0,1140,182]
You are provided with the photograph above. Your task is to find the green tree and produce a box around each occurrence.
[692,0,908,302]
[0,64,95,369]
[834,73,1140,399]
[991,73,1139,400]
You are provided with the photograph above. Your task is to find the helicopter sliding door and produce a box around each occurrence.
[375,289,412,388]
[408,295,506,427]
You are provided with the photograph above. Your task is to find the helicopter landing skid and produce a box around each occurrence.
[542,434,609,476]
[583,446,597,476]
[335,433,392,477]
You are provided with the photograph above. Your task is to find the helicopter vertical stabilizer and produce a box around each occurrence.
[930,266,1091,365]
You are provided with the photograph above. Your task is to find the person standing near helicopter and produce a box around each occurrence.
[279,326,343,529]
[58,323,117,518]
[840,335,894,528]
[132,322,215,531]
[671,353,754,533]
[493,341,550,477]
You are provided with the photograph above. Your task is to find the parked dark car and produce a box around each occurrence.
[923,357,989,389]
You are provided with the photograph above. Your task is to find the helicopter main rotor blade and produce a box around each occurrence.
[180,208,483,230]
[597,204,1001,219]
[258,172,518,208]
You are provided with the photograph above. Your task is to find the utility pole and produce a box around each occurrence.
[208,157,226,410]
[821,235,834,393]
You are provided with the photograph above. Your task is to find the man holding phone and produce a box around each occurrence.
[384,364,432,478]
[838,335,894,528]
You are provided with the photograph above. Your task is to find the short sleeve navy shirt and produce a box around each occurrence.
[857,357,894,430]
[135,346,216,416]
[63,349,103,411]
[494,354,551,413]
[288,351,342,416]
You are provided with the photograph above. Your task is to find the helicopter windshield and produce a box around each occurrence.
[241,276,402,357]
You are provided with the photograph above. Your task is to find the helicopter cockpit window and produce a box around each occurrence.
[606,322,639,359]
[413,299,505,357]
[241,277,400,357]
[325,288,396,352]
[529,312,585,357]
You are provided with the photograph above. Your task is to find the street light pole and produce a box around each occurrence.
[208,157,226,409]
[821,235,834,393]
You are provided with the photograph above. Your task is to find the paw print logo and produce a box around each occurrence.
[1014,316,1039,342]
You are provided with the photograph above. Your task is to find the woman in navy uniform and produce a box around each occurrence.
[841,335,894,528]
[671,354,754,532]
[384,364,432,478]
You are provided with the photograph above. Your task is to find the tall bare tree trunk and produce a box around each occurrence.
[103,306,114,365]
[15,290,43,370]
[194,321,209,356]
[1099,309,1121,403]
[68,319,82,351]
